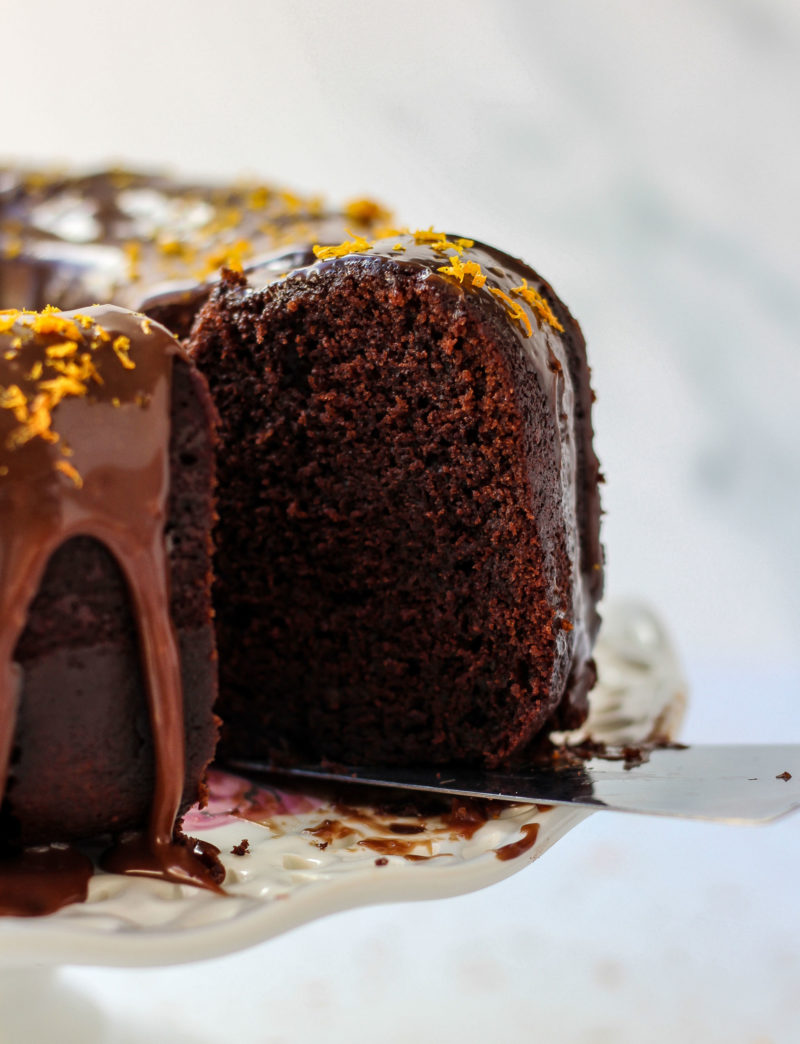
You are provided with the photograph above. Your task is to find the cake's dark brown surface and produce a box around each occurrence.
[188,234,602,768]
[0,307,218,856]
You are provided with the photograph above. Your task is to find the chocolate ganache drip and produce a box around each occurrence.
[0,305,221,915]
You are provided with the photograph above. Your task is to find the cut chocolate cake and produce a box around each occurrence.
[0,167,604,919]
[0,305,220,913]
[188,232,602,768]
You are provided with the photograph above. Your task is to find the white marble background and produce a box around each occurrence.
[0,1,798,1041]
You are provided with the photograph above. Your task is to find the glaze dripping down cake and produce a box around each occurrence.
[188,231,603,768]
[0,305,218,889]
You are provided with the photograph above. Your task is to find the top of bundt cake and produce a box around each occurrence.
[0,167,392,325]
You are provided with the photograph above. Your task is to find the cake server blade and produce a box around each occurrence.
[229,744,800,824]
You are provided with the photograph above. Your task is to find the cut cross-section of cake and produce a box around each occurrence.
[188,231,603,768]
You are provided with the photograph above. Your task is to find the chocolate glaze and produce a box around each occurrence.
[494,821,540,861]
[0,305,222,914]
[358,836,435,858]
[285,785,507,864]
[0,168,387,325]
[306,818,357,848]
[0,844,93,917]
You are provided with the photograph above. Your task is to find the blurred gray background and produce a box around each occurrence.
[1,1,798,1041]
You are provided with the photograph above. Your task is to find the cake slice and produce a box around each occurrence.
[188,231,603,768]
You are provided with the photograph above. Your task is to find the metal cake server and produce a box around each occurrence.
[230,744,800,825]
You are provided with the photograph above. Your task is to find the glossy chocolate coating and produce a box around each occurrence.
[0,168,386,320]
[0,305,221,914]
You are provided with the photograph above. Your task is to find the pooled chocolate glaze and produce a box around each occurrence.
[293,780,497,862]
[494,822,540,861]
[0,305,222,915]
[0,844,93,917]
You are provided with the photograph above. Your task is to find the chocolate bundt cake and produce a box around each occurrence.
[188,231,602,768]
[0,305,220,913]
[0,167,604,918]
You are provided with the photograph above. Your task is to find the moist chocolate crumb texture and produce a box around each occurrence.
[189,228,603,768]
[0,304,221,915]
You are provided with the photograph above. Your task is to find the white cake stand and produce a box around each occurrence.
[0,598,685,1016]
